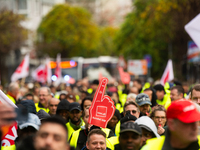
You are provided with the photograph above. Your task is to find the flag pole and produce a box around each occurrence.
[21,77,26,87]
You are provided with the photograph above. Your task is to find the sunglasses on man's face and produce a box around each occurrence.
[126,110,137,114]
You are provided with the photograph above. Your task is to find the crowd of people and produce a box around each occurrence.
[1,78,200,150]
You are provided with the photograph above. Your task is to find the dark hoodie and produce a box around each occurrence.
[56,99,70,114]
[56,99,70,122]
[20,100,37,114]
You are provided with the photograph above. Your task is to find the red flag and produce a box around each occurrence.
[11,54,29,82]
[160,59,174,86]
[118,67,130,84]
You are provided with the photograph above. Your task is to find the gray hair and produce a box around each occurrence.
[8,82,19,92]
[127,93,137,100]
[39,87,51,95]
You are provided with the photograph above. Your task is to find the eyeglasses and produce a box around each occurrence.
[39,94,49,97]
[154,116,166,120]
[192,97,200,102]
[126,110,137,114]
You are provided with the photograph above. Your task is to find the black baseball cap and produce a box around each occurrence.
[120,113,137,124]
[69,102,82,112]
[120,122,142,135]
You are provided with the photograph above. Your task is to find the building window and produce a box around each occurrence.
[18,0,27,10]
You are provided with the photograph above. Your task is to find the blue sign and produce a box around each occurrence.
[144,54,152,68]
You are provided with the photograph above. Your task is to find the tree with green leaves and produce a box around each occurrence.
[96,26,118,56]
[37,4,100,58]
[0,9,26,55]
[115,0,200,80]
[0,9,27,84]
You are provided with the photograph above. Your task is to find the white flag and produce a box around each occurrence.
[185,13,200,49]
[0,90,17,107]
[160,59,174,86]
[11,54,29,82]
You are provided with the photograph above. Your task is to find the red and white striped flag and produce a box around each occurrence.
[32,64,46,83]
[32,58,52,84]
[160,59,174,86]
[11,54,29,82]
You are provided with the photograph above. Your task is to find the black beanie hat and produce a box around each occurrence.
[114,109,121,121]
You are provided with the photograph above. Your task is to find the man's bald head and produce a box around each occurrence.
[48,98,60,116]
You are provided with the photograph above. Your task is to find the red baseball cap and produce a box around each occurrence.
[167,99,200,123]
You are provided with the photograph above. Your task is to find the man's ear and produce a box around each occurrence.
[86,141,89,149]
[180,93,184,98]
[118,136,121,143]
[66,144,70,150]
[80,110,82,116]
[167,119,175,132]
